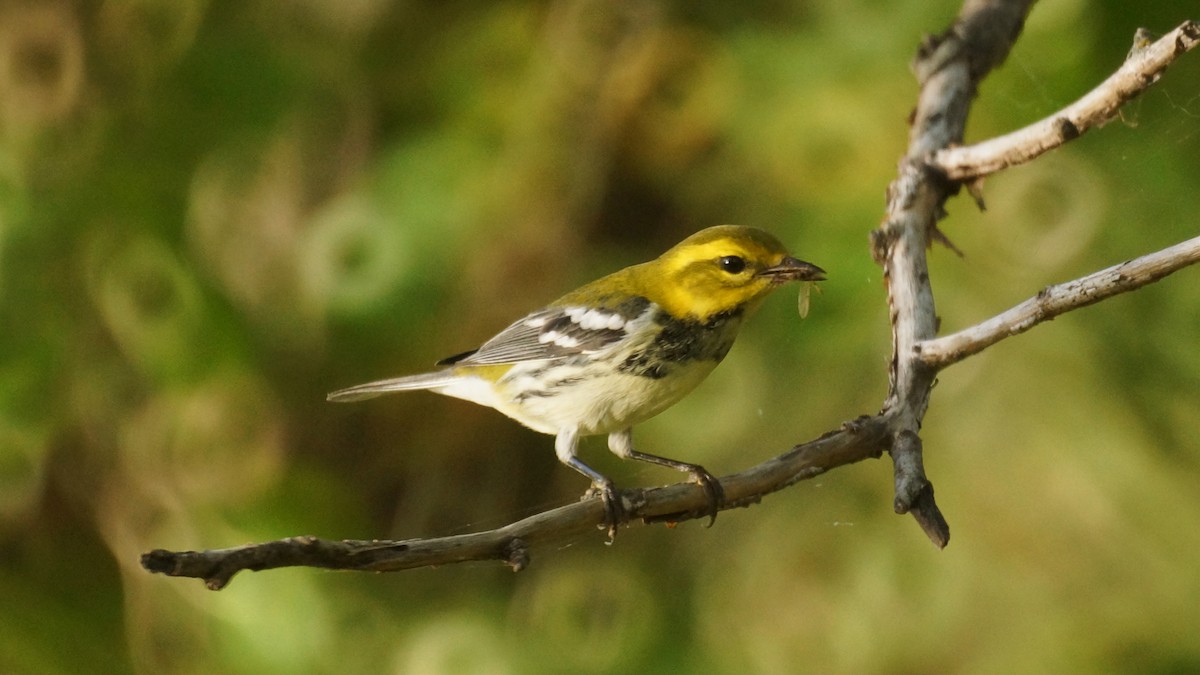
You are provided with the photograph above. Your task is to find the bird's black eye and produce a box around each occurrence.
[718,255,746,274]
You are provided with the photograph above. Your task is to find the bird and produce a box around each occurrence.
[328,225,825,537]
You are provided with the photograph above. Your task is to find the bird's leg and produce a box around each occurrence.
[607,429,725,527]
[555,428,623,540]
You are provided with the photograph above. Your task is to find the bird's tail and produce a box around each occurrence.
[327,370,460,403]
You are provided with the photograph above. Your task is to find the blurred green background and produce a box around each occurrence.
[1,0,1198,673]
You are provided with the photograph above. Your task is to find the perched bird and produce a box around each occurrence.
[328,225,825,535]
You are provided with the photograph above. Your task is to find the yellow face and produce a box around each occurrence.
[650,225,824,321]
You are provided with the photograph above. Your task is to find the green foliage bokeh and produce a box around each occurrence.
[0,1,1197,673]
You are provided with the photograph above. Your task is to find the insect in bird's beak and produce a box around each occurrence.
[756,257,826,318]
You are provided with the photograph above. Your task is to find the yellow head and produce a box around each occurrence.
[642,225,825,321]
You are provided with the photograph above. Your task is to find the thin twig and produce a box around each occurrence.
[931,20,1200,181]
[917,235,1200,369]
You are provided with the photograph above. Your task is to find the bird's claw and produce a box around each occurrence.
[690,468,725,527]
[585,481,625,542]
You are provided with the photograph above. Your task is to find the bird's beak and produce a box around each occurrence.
[759,256,826,283]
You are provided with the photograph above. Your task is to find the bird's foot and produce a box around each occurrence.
[584,481,625,543]
[687,465,725,527]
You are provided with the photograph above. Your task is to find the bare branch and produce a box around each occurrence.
[917,236,1200,369]
[872,0,1037,545]
[931,20,1200,181]
[141,415,892,589]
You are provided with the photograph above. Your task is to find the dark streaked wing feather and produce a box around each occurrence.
[448,298,652,366]
[435,348,478,366]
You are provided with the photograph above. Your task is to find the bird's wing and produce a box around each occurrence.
[442,297,653,366]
